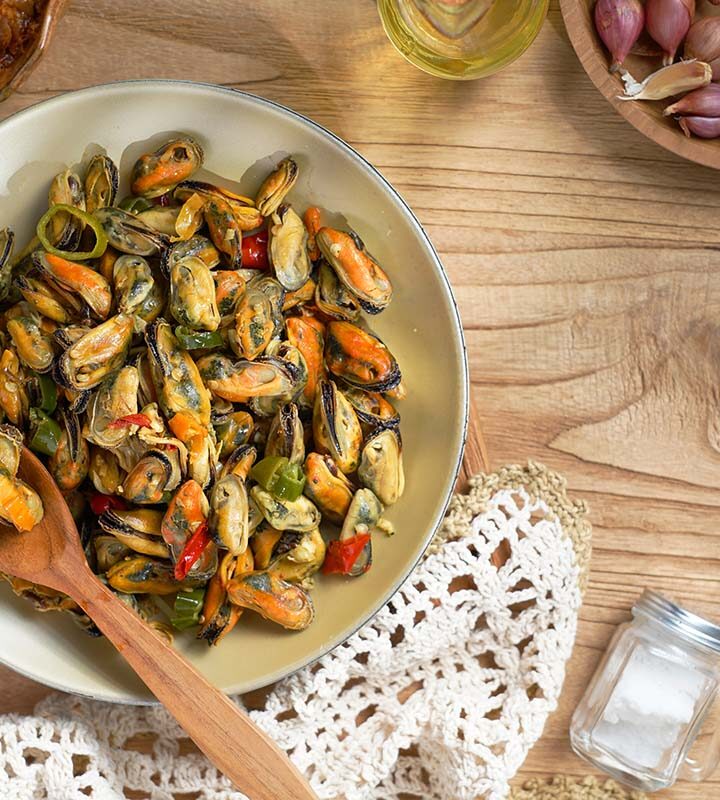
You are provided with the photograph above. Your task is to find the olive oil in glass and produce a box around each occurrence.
[377,0,549,80]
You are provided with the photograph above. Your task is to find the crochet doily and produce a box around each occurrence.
[0,463,592,800]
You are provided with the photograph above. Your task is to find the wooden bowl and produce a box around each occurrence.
[560,0,720,170]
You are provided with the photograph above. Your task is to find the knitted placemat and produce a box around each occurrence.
[511,775,648,800]
[433,460,592,592]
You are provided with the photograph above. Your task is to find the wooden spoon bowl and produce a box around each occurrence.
[560,0,720,169]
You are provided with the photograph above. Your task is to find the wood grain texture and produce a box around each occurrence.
[1,1,719,797]
[561,0,720,170]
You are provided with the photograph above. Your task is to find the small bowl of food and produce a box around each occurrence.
[560,0,720,169]
[0,80,468,702]
[0,0,69,101]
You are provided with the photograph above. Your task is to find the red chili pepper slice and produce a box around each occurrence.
[241,229,269,269]
[89,493,127,515]
[174,521,211,581]
[322,534,371,575]
[108,413,153,429]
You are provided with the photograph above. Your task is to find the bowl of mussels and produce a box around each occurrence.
[0,80,468,702]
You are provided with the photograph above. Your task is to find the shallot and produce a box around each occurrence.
[678,115,720,137]
[594,0,645,71]
[684,17,720,80]
[664,83,720,116]
[645,0,696,65]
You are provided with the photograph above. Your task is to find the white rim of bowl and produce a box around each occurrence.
[0,79,470,704]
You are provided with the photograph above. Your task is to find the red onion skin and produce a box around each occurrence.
[665,84,720,116]
[594,0,645,70]
[646,0,696,65]
[678,115,720,138]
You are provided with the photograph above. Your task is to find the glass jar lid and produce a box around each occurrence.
[634,590,720,654]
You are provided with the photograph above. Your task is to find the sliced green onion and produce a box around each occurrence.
[35,373,57,414]
[36,204,108,261]
[28,408,62,457]
[119,196,154,214]
[170,588,206,630]
[174,326,224,351]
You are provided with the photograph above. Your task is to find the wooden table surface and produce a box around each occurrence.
[2,1,720,797]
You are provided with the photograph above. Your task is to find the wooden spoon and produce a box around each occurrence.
[0,447,317,800]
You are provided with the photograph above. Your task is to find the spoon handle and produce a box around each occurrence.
[71,571,317,800]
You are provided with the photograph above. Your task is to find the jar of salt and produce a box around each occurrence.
[570,590,720,792]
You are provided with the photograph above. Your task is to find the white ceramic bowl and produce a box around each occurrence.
[0,81,468,703]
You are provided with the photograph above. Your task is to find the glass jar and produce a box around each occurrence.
[376,0,549,80]
[570,590,720,792]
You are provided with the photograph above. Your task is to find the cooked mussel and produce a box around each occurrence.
[269,205,311,291]
[315,260,360,321]
[197,353,295,403]
[204,196,242,269]
[209,473,249,556]
[286,316,325,409]
[174,181,263,231]
[98,508,169,558]
[265,403,304,465]
[0,424,22,478]
[94,535,132,572]
[0,473,43,531]
[145,319,212,426]
[0,228,15,303]
[15,275,73,324]
[131,137,204,198]
[162,235,220,275]
[316,227,392,314]
[89,447,124,494]
[250,485,321,532]
[198,549,254,645]
[255,157,298,217]
[6,314,55,373]
[47,168,85,250]
[324,320,401,392]
[268,527,326,588]
[50,411,90,492]
[213,410,254,458]
[303,452,354,526]
[113,255,155,316]
[84,366,139,449]
[85,154,119,213]
[122,448,182,504]
[95,207,169,256]
[341,384,400,431]
[0,349,29,426]
[107,556,199,594]
[55,313,134,391]
[337,488,383,577]
[358,428,404,506]
[312,379,362,474]
[33,252,112,319]
[161,479,217,581]
[169,255,220,332]
[226,570,314,630]
[232,283,275,360]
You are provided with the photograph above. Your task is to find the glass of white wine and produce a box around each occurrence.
[377,0,549,80]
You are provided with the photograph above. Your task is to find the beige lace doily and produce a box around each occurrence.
[0,463,598,800]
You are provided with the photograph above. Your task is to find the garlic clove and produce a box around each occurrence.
[645,0,696,66]
[618,59,711,101]
[664,83,720,117]
[678,115,720,138]
[594,0,645,72]
[685,17,720,80]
